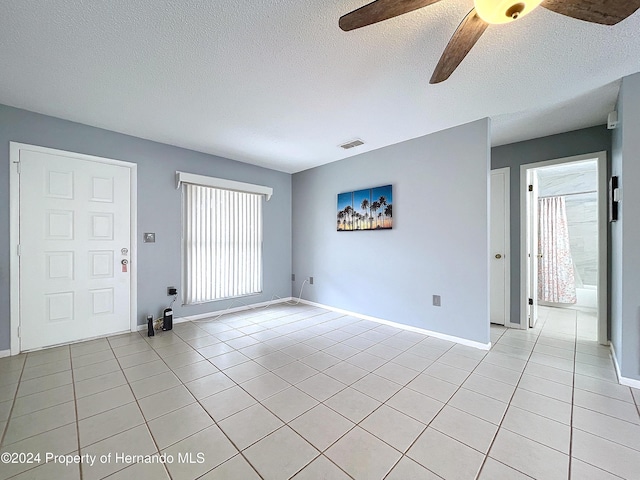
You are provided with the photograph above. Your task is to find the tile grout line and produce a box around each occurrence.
[475,318,552,479]
[278,335,460,480]
[567,308,578,480]
[378,337,500,479]
[397,325,517,477]
[69,346,84,480]
[110,333,174,480]
[0,355,27,449]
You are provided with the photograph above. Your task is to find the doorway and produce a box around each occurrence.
[520,152,607,345]
[9,143,138,354]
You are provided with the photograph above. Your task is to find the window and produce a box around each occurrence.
[181,178,266,304]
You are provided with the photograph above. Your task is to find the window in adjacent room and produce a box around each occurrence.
[179,172,272,304]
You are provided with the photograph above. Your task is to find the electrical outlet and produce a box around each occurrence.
[309,276,314,285]
[433,295,441,307]
[291,274,295,282]
[167,286,177,296]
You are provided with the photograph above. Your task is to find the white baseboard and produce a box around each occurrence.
[0,349,11,358]
[298,299,491,351]
[133,297,493,352]
[610,342,640,389]
[180,297,294,322]
[136,297,295,331]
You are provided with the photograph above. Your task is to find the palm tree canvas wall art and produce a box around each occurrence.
[371,185,392,229]
[337,192,353,231]
[353,189,371,230]
[337,185,393,231]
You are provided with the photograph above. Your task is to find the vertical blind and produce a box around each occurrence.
[183,184,263,304]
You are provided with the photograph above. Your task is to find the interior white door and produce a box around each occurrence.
[19,149,131,350]
[490,169,509,325]
[526,169,539,328]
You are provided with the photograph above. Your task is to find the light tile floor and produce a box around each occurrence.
[1,304,639,479]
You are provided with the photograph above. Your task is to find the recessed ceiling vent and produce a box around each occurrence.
[340,139,364,150]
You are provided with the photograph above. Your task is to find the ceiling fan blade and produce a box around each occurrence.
[542,0,640,25]
[339,0,444,31]
[430,9,489,84]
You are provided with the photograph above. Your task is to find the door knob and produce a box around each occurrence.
[495,254,502,259]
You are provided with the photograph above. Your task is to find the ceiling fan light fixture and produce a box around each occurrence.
[474,0,544,24]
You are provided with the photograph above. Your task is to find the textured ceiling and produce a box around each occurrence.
[1,0,639,173]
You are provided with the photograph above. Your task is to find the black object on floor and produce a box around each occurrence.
[147,315,155,337]
[163,308,173,331]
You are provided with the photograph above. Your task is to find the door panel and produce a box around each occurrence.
[490,170,509,325]
[20,149,131,350]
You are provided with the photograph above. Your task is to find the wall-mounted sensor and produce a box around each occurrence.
[610,176,619,222]
[607,111,618,130]
[143,233,156,243]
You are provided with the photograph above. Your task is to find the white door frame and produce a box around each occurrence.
[9,142,138,355]
[526,169,540,328]
[490,167,511,327]
[519,151,608,345]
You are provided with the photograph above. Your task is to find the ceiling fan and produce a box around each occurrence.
[339,0,640,84]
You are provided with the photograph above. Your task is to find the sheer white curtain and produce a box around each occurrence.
[538,196,577,304]
[183,184,263,304]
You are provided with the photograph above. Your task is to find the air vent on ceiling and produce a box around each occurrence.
[340,139,364,150]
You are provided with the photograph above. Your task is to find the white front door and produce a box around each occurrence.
[490,168,509,325]
[19,148,132,350]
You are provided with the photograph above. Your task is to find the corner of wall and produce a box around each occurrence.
[292,119,491,345]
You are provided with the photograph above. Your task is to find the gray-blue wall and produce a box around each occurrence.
[292,119,491,345]
[0,104,292,351]
[491,126,612,326]
[611,73,640,381]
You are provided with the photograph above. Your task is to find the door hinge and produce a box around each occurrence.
[528,184,533,192]
[17,326,21,338]
[17,244,21,256]
[14,161,21,174]
[528,298,533,305]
